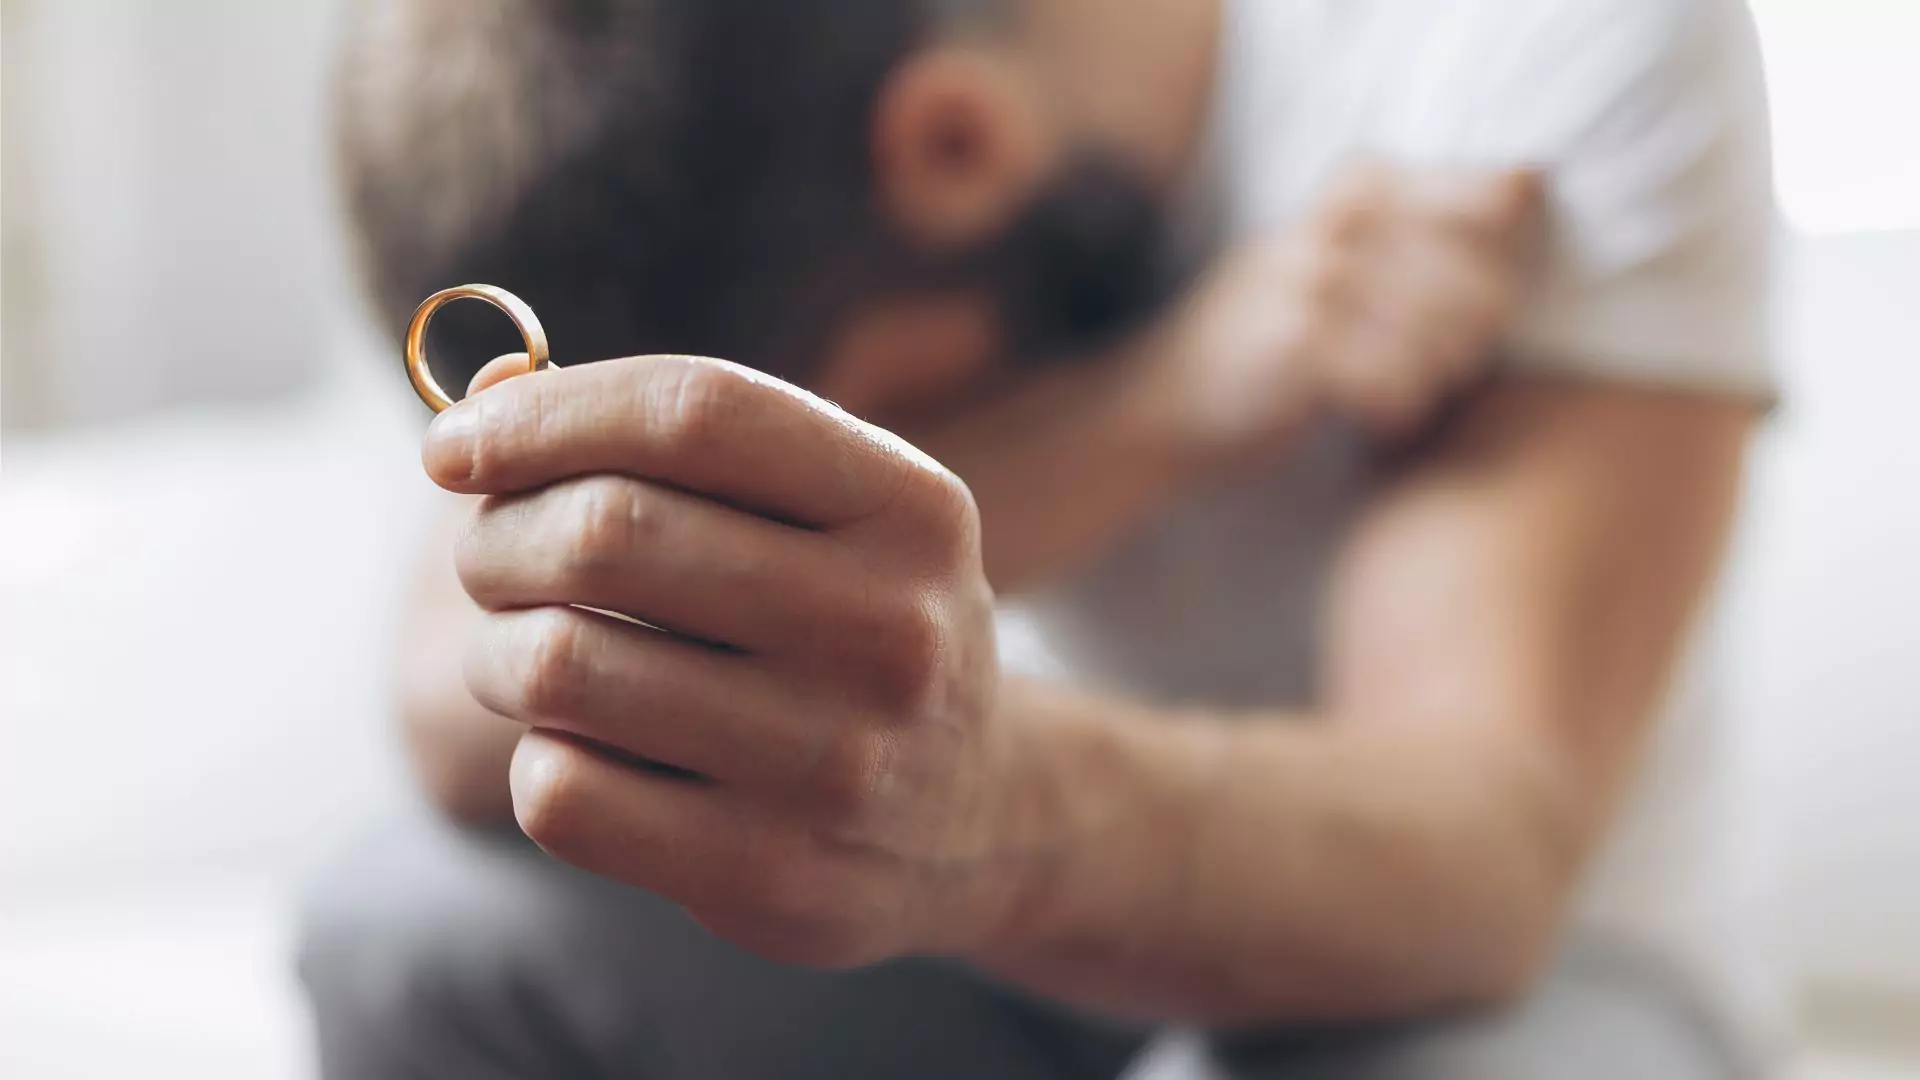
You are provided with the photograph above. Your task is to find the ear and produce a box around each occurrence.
[872,46,1057,251]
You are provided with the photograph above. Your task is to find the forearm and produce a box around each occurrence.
[967,386,1751,1024]
[970,680,1572,1023]
[903,350,1209,592]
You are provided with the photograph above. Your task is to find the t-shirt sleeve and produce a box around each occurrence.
[1492,0,1780,398]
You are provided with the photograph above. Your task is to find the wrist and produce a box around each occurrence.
[1121,296,1324,471]
[1109,324,1242,479]
[958,682,1226,966]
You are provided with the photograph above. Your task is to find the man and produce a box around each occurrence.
[302,0,1777,1076]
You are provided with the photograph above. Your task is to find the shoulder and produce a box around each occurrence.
[1240,0,1768,169]
[1459,0,1768,157]
[1221,0,1778,390]
[1496,0,1779,395]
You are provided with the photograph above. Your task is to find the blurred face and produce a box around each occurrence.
[809,4,1219,422]
[815,149,1179,424]
[810,0,1213,424]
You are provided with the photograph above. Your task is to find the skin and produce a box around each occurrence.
[392,0,1760,1021]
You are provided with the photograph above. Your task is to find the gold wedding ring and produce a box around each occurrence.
[403,284,550,412]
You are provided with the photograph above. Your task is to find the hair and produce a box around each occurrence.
[334,0,1005,386]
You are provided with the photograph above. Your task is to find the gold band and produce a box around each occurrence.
[403,284,551,412]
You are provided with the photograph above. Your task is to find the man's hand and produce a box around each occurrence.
[1153,162,1543,449]
[422,355,1006,967]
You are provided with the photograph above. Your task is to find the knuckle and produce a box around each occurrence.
[897,469,981,566]
[650,358,746,454]
[560,477,651,585]
[840,585,949,714]
[519,609,591,716]
[869,593,948,712]
[932,478,982,558]
[806,728,893,825]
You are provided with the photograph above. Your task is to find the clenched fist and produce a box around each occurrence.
[424,354,1007,967]
[1156,161,1544,449]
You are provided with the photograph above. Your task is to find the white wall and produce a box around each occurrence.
[1,0,352,432]
[1735,229,1920,998]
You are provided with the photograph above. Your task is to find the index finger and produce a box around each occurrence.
[423,353,933,528]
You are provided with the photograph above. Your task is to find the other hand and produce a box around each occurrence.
[1158,161,1543,448]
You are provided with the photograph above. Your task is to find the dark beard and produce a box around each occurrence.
[891,153,1180,367]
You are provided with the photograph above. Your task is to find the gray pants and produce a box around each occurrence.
[296,813,1750,1079]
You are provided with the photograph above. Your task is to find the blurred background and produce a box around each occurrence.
[2,1,1917,1076]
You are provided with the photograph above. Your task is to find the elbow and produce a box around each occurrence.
[1445,746,1597,1008]
[1436,844,1580,1010]
[1371,895,1560,1017]
[1448,907,1560,1009]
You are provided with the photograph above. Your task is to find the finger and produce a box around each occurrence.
[424,353,936,529]
[1484,168,1546,224]
[509,728,760,908]
[1324,317,1437,437]
[1349,374,1435,438]
[1368,232,1510,381]
[467,607,879,798]
[1401,167,1546,246]
[510,728,872,966]
[457,473,865,655]
[1313,157,1396,247]
[1436,168,1544,230]
[1467,169,1547,263]
[467,352,542,396]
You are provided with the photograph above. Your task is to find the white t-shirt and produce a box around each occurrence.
[1002,0,1779,1042]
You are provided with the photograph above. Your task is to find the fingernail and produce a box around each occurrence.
[424,403,478,484]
